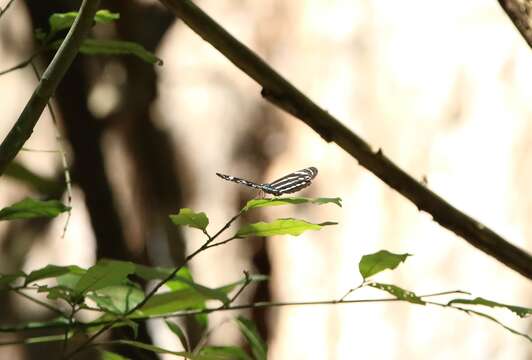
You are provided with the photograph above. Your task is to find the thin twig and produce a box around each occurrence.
[29,62,73,238]
[13,289,66,317]
[0,0,16,19]
[158,0,532,280]
[338,281,365,301]
[0,55,36,76]
[226,270,251,306]
[62,306,76,356]
[204,236,236,250]
[21,147,61,153]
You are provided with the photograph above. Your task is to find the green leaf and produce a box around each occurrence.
[215,274,268,298]
[0,198,70,220]
[170,208,209,231]
[0,271,26,289]
[358,250,412,280]
[9,333,71,345]
[93,9,120,23]
[194,313,209,330]
[25,265,84,285]
[88,285,144,314]
[0,317,69,332]
[236,316,267,360]
[100,351,130,360]
[136,288,206,317]
[108,340,189,357]
[448,297,532,318]
[235,218,336,238]
[5,161,63,195]
[242,197,342,211]
[81,39,162,65]
[57,271,85,289]
[195,346,251,360]
[368,282,425,305]
[136,273,267,317]
[134,264,193,291]
[37,284,73,302]
[74,260,135,296]
[172,275,229,305]
[48,10,119,39]
[165,320,190,352]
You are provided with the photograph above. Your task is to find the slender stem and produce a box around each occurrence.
[0,55,35,76]
[13,289,66,317]
[225,271,250,306]
[338,281,365,301]
[204,236,236,250]
[29,61,73,238]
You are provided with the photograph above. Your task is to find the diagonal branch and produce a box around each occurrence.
[158,0,532,280]
[498,0,532,49]
[0,0,101,176]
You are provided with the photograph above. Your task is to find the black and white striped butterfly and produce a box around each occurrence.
[216,167,318,196]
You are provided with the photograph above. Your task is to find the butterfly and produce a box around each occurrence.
[216,167,318,196]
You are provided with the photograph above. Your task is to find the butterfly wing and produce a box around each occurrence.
[265,167,318,195]
[216,173,264,191]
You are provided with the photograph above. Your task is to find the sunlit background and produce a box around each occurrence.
[0,0,531,359]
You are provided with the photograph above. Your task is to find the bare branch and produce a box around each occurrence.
[498,0,532,48]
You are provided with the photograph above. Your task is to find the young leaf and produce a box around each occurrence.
[236,316,267,360]
[88,285,144,314]
[0,198,70,220]
[358,250,412,280]
[235,218,336,238]
[448,297,532,318]
[170,208,209,231]
[368,282,425,305]
[25,265,84,285]
[195,346,252,360]
[165,320,190,352]
[242,197,342,211]
[74,260,135,296]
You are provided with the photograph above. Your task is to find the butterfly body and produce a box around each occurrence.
[216,167,318,196]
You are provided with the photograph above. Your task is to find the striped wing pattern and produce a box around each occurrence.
[216,167,318,196]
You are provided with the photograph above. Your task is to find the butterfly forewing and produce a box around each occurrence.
[216,167,318,196]
[215,173,264,191]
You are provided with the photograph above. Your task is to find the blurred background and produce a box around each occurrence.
[0,0,531,359]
